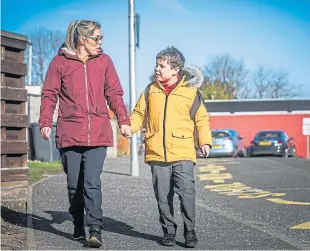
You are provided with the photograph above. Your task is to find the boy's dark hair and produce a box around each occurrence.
[156,46,185,71]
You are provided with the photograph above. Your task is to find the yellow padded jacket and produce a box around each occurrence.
[130,66,212,163]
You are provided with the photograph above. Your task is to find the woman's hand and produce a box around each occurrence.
[120,125,132,138]
[41,127,51,140]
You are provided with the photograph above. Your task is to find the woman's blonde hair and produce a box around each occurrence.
[64,20,101,53]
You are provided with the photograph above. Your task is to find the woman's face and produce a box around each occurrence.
[83,28,103,56]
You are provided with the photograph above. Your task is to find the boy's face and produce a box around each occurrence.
[154,58,179,84]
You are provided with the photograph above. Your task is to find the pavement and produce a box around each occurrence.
[26,155,310,250]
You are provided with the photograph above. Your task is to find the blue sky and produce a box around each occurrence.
[2,0,310,102]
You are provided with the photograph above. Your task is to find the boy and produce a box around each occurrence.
[130,46,212,248]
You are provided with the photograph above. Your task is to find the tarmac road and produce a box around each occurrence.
[29,156,310,250]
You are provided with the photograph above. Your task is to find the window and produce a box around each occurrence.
[256,131,281,138]
[212,131,230,139]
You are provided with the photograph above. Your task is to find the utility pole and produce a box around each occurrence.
[28,40,33,86]
[128,0,139,176]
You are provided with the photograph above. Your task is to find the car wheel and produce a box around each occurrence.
[247,149,252,157]
[233,148,239,158]
[242,148,247,157]
[282,148,289,158]
[291,147,297,157]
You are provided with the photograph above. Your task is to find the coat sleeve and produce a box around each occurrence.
[194,99,212,148]
[104,56,130,126]
[130,91,146,134]
[39,57,61,129]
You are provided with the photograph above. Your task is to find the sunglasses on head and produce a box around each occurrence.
[87,35,104,43]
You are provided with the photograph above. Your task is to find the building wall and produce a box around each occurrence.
[210,113,310,158]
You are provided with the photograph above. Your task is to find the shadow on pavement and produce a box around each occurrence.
[1,206,84,244]
[1,206,184,247]
[101,216,184,247]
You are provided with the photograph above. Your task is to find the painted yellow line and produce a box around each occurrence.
[213,179,225,183]
[239,192,285,199]
[199,173,233,182]
[204,182,286,199]
[199,165,226,173]
[205,182,245,190]
[199,164,309,205]
[267,198,310,205]
[290,222,310,230]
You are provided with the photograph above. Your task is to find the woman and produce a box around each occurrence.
[39,20,130,248]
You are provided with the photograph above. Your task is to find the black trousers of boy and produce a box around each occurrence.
[60,146,107,231]
[150,160,196,235]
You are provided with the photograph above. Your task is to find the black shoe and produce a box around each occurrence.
[73,226,86,240]
[184,230,198,248]
[88,228,102,248]
[161,233,176,246]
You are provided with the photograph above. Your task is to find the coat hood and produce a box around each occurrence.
[58,43,76,56]
[180,65,204,89]
[57,43,103,58]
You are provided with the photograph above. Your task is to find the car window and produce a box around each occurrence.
[283,133,289,141]
[234,131,238,138]
[228,130,237,138]
[212,131,230,138]
[256,131,281,138]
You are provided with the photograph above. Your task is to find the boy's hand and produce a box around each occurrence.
[120,125,132,138]
[201,144,210,157]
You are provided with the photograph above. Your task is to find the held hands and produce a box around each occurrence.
[201,144,211,158]
[120,125,132,138]
[41,127,51,140]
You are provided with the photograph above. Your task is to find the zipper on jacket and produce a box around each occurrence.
[163,94,168,162]
[84,63,91,145]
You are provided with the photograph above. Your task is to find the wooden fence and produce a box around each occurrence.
[1,30,29,202]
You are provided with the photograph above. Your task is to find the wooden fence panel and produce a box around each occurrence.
[1,30,29,203]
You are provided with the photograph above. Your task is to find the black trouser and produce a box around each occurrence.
[150,160,196,235]
[60,146,107,230]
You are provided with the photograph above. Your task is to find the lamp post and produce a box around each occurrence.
[128,0,139,176]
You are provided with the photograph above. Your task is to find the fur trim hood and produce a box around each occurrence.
[180,65,204,88]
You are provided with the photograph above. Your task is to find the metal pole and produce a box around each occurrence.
[129,0,139,176]
[307,135,309,159]
[28,40,33,86]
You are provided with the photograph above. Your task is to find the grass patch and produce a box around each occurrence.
[28,161,63,184]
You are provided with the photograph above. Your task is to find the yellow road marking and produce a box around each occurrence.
[290,222,310,230]
[213,180,225,183]
[204,182,285,199]
[199,163,308,205]
[239,192,285,199]
[205,182,245,190]
[198,173,233,183]
[267,198,310,205]
[199,165,226,173]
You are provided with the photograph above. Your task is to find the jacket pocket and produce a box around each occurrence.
[95,103,109,117]
[172,131,193,139]
[145,132,162,157]
[61,106,79,120]
[171,130,194,156]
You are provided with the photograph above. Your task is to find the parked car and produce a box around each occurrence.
[202,129,247,158]
[247,130,296,157]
